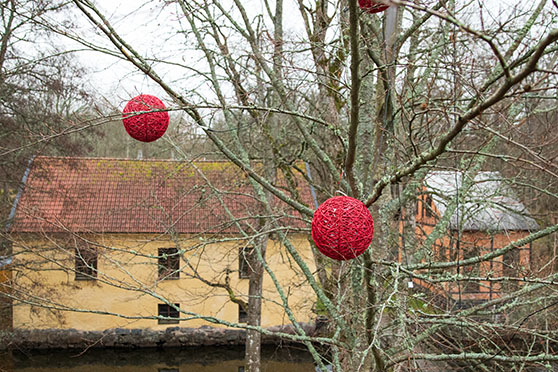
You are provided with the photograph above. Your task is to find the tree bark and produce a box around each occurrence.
[245,234,268,372]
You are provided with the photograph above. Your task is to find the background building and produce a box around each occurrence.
[7,156,316,331]
[405,171,538,307]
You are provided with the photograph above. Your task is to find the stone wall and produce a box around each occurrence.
[0,319,327,350]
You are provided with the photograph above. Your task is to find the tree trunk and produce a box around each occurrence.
[245,234,267,372]
[245,2,281,369]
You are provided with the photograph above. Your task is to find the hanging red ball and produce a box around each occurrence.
[122,94,169,142]
[311,196,374,261]
[358,0,389,14]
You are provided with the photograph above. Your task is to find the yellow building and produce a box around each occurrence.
[8,156,316,333]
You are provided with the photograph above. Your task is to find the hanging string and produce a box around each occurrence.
[336,169,348,196]
[337,169,345,189]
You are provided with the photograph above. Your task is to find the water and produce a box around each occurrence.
[0,346,316,372]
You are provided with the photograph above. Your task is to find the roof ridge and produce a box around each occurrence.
[33,155,232,163]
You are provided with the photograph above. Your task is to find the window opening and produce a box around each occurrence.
[158,303,180,324]
[159,248,180,279]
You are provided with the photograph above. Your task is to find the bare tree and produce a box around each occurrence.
[2,0,558,371]
[0,0,101,227]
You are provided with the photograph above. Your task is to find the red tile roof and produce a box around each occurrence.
[10,156,312,234]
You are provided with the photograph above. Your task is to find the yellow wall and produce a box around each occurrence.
[0,266,10,283]
[11,233,316,331]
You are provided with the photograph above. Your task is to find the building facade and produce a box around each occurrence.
[404,171,538,305]
[8,156,316,331]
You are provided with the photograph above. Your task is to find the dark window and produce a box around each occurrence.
[158,303,180,324]
[239,246,253,279]
[462,246,481,293]
[158,248,180,279]
[447,236,457,261]
[238,304,248,323]
[503,248,520,292]
[393,206,402,221]
[238,367,245,372]
[75,246,97,280]
[423,195,434,218]
[433,241,446,261]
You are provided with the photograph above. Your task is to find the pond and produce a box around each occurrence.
[0,346,317,372]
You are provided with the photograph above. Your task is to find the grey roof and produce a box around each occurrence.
[424,171,539,231]
[0,256,12,268]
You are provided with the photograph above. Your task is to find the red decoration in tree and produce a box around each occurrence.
[122,94,169,142]
[358,0,389,14]
[311,196,374,261]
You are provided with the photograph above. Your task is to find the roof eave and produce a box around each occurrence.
[5,156,35,233]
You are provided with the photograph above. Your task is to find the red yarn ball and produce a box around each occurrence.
[358,0,389,14]
[311,196,374,261]
[122,94,169,142]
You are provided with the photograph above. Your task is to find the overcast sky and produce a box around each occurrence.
[74,0,551,108]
